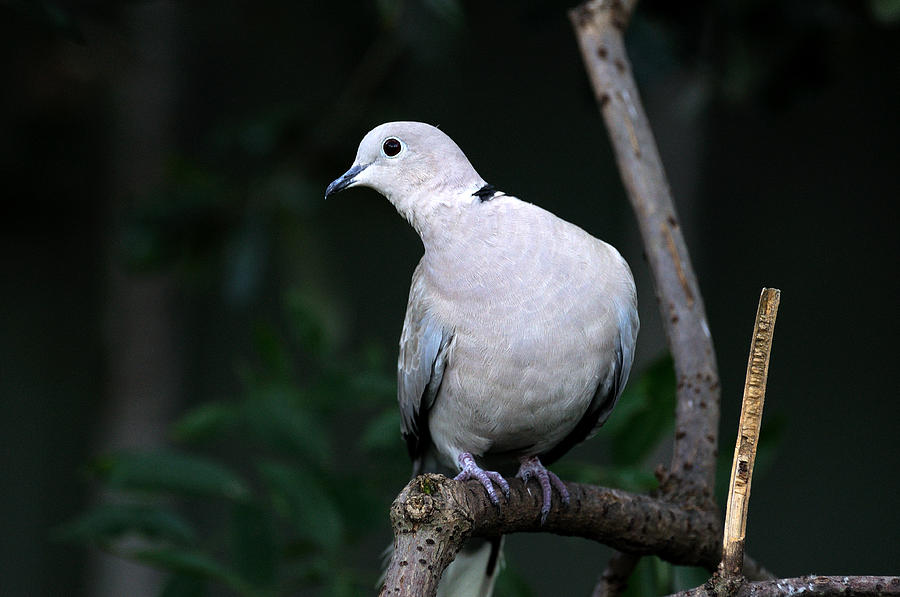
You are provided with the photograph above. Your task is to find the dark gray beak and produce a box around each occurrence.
[325,163,366,198]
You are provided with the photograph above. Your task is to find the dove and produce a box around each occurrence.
[327,121,638,596]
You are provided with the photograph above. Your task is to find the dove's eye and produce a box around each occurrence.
[382,138,402,157]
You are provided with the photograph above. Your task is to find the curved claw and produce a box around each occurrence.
[516,456,570,524]
[454,452,510,506]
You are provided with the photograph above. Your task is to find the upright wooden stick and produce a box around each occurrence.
[721,288,781,578]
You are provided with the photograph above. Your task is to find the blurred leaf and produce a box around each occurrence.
[717,412,787,500]
[622,556,674,597]
[122,159,234,272]
[223,214,269,305]
[348,370,396,406]
[130,547,253,595]
[160,574,208,597]
[494,558,536,597]
[252,323,293,381]
[672,566,711,593]
[230,502,276,589]
[607,356,676,466]
[259,461,344,552]
[172,402,239,444]
[870,0,900,23]
[94,450,251,502]
[55,503,196,545]
[423,0,464,27]
[554,461,657,493]
[359,408,401,453]
[243,385,331,463]
[285,288,340,357]
[376,0,403,26]
[753,413,786,479]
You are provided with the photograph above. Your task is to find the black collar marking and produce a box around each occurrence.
[473,183,498,201]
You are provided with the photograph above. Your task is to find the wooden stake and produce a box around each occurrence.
[721,288,781,578]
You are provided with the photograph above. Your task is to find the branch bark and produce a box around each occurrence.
[569,0,721,505]
[720,289,779,578]
[671,575,900,597]
[591,551,641,597]
[380,474,728,596]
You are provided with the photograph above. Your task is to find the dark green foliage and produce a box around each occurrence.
[62,294,404,596]
[554,356,675,494]
[63,296,684,595]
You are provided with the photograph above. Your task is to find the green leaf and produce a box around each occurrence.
[494,557,536,597]
[259,461,343,551]
[284,289,340,357]
[55,503,196,545]
[159,574,207,597]
[130,547,252,595]
[243,386,331,463]
[359,408,401,453]
[423,0,464,27]
[608,356,676,466]
[95,450,251,501]
[230,502,276,589]
[553,461,657,493]
[172,402,239,444]
[223,215,269,305]
[252,323,292,381]
[622,556,675,597]
[870,0,900,23]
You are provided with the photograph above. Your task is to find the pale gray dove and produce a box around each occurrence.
[326,121,638,597]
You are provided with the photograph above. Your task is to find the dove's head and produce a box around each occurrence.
[325,122,486,221]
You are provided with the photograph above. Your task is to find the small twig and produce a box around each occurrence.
[569,0,721,505]
[591,551,641,597]
[720,289,780,578]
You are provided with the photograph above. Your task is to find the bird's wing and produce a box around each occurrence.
[541,301,639,465]
[398,263,453,472]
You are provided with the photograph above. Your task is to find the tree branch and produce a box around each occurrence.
[671,575,900,597]
[591,551,641,597]
[379,474,729,596]
[569,0,721,505]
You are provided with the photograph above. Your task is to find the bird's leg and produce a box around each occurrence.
[516,455,570,524]
[454,452,510,506]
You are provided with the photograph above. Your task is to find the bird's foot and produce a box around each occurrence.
[454,452,510,507]
[516,456,569,524]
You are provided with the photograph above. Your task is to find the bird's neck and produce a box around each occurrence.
[392,179,487,248]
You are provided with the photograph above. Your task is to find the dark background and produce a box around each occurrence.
[2,1,898,595]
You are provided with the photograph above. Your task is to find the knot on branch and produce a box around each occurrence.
[390,474,474,539]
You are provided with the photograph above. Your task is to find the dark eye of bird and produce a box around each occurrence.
[383,138,402,157]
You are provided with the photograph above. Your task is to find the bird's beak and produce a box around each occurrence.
[325,163,367,198]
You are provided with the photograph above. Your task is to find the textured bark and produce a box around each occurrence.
[671,575,900,597]
[720,289,780,578]
[379,474,727,595]
[591,551,641,597]
[569,0,721,506]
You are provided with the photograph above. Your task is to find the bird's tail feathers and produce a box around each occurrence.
[437,537,503,597]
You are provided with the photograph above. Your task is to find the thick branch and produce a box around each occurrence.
[671,575,900,597]
[569,0,721,504]
[380,474,727,596]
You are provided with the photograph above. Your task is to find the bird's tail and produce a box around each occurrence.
[437,536,503,597]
